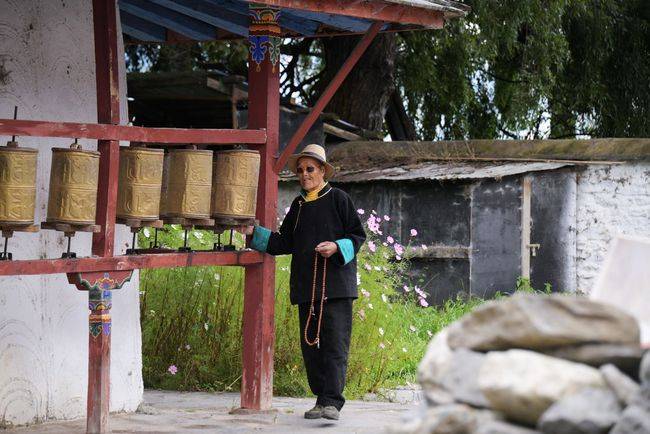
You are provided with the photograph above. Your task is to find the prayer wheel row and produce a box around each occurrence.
[0,141,260,228]
[118,148,260,223]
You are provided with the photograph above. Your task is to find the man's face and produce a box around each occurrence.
[297,157,325,192]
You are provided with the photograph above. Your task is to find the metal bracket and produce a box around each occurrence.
[527,243,541,257]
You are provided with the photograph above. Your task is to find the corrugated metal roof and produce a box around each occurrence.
[119,0,468,42]
[329,161,575,182]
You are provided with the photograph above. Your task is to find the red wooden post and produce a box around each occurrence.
[88,1,119,432]
[67,271,133,434]
[240,4,281,411]
[92,0,120,258]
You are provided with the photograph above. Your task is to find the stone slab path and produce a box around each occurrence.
[6,390,419,433]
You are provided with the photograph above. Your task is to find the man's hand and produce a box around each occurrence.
[315,241,338,258]
[236,225,254,236]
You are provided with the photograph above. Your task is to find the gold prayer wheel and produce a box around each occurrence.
[46,144,100,225]
[0,141,38,225]
[117,147,164,221]
[211,150,260,221]
[164,149,213,219]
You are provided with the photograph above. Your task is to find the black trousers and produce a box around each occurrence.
[298,297,354,411]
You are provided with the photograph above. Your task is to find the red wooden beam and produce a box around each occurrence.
[274,21,382,174]
[248,0,445,28]
[0,119,267,145]
[240,4,281,412]
[0,250,264,276]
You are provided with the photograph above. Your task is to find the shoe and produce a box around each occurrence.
[321,406,339,420]
[304,404,324,419]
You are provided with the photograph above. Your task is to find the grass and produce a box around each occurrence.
[138,214,487,399]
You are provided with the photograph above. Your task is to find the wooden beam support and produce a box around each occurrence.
[246,0,445,28]
[274,20,382,174]
[0,119,267,144]
[0,250,264,276]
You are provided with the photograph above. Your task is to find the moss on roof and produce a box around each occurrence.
[328,139,650,171]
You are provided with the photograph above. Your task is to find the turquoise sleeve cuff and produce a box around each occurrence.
[250,226,271,252]
[335,238,355,265]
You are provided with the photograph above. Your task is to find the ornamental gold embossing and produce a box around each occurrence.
[47,149,99,224]
[166,150,212,218]
[0,148,37,224]
[211,150,260,220]
[117,148,164,220]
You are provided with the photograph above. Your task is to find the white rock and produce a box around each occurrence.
[478,349,607,425]
[448,294,640,351]
[600,364,640,406]
[417,328,455,405]
[537,387,621,434]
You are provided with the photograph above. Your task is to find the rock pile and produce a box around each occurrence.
[405,294,650,434]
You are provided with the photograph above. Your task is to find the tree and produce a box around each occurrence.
[124,0,649,140]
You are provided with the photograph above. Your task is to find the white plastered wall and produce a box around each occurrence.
[575,163,650,294]
[0,0,142,427]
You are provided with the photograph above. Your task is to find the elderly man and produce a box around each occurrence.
[239,144,366,421]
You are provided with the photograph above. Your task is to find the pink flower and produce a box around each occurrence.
[394,243,404,256]
[366,215,380,234]
[414,286,428,298]
[403,285,411,292]
[386,236,394,244]
[357,208,365,215]
[410,228,418,237]
[419,298,429,307]
[383,215,390,221]
[364,263,372,271]
[361,288,370,298]
[379,342,386,349]
[421,244,428,250]
[396,255,402,260]
[367,241,376,252]
[168,365,178,375]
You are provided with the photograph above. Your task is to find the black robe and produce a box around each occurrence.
[250,183,366,305]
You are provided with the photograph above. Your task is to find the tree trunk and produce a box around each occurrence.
[314,34,398,133]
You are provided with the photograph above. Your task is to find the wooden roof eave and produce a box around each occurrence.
[244,0,448,29]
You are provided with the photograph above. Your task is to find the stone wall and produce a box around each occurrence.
[0,0,142,426]
[576,163,650,293]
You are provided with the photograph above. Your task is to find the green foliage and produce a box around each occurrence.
[514,276,553,295]
[138,222,480,398]
[397,0,649,139]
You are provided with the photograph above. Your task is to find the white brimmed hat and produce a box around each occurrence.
[287,144,335,180]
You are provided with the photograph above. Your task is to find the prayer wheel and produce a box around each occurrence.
[164,149,213,219]
[0,141,38,225]
[46,143,100,225]
[211,150,260,222]
[117,147,164,221]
